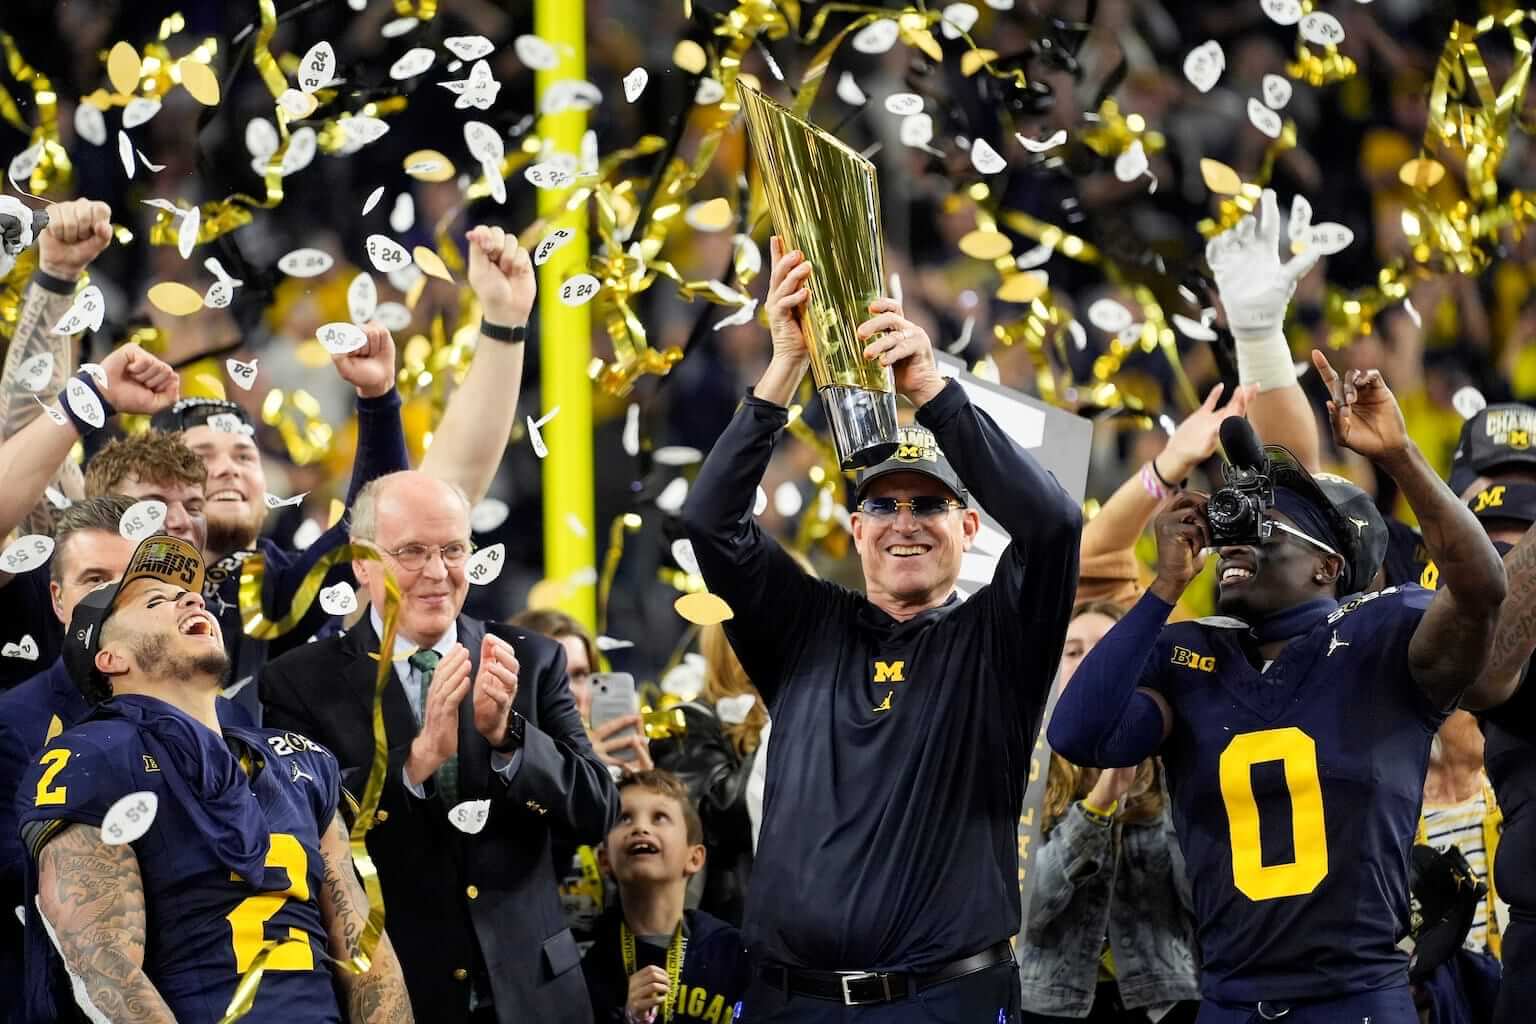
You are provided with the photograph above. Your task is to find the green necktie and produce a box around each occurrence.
[407,649,458,805]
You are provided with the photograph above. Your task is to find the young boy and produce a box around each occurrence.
[583,770,750,1024]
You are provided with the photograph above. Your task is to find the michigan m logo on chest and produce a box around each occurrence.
[873,660,906,683]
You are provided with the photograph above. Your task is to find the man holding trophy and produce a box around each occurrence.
[679,88,1083,1021]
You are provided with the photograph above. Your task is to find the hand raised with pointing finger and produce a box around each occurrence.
[1311,349,1408,462]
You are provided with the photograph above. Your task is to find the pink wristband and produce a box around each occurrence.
[1140,462,1168,500]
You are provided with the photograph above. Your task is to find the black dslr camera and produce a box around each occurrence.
[1207,417,1274,546]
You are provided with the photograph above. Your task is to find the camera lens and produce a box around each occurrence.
[1209,491,1241,525]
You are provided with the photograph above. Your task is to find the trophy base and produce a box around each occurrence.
[822,385,899,470]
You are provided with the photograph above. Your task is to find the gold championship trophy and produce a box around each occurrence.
[739,86,900,469]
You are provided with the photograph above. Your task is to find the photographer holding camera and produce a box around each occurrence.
[1048,349,1507,1023]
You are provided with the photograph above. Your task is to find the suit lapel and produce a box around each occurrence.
[456,616,489,797]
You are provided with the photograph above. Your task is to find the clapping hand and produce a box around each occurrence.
[472,634,520,747]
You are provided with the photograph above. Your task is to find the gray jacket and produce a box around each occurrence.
[1017,801,1200,1017]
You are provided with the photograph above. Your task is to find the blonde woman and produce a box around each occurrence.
[1019,602,1200,1023]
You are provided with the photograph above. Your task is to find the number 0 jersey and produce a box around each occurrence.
[17,709,345,1023]
[1144,585,1447,1002]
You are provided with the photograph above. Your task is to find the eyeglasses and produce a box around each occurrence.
[857,497,966,520]
[1263,520,1340,558]
[379,541,475,571]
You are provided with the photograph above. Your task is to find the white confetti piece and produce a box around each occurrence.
[73,103,106,146]
[526,405,560,460]
[337,116,390,154]
[653,446,702,467]
[1016,242,1053,270]
[716,694,757,724]
[465,543,504,585]
[624,67,648,103]
[899,112,934,148]
[64,378,104,428]
[1452,385,1485,420]
[884,92,924,116]
[1405,297,1423,330]
[1114,139,1148,182]
[374,302,411,332]
[534,227,576,266]
[525,162,574,190]
[44,486,70,510]
[595,635,634,652]
[1,535,53,575]
[1299,11,1345,46]
[890,272,903,306]
[671,538,700,576]
[1262,73,1293,110]
[35,397,68,427]
[8,143,42,193]
[278,247,334,278]
[79,362,107,392]
[773,481,803,517]
[970,138,1006,174]
[380,16,419,38]
[695,78,725,105]
[135,148,166,173]
[226,357,258,390]
[1288,195,1313,242]
[204,277,240,309]
[298,41,337,94]
[362,186,385,215]
[940,2,980,39]
[100,792,157,845]
[122,98,161,129]
[438,60,501,111]
[1303,223,1353,256]
[316,321,367,355]
[52,286,105,336]
[177,206,200,259]
[119,500,167,541]
[623,404,640,456]
[836,71,867,106]
[389,47,436,81]
[539,79,601,115]
[470,498,510,534]
[276,88,317,120]
[1261,0,1303,24]
[14,353,53,392]
[947,313,976,353]
[1016,129,1066,153]
[364,234,410,274]
[1247,98,1282,139]
[463,123,503,169]
[245,117,279,160]
[205,412,251,436]
[559,273,600,306]
[714,299,759,330]
[389,193,415,234]
[1087,298,1134,334]
[656,477,689,515]
[514,34,559,70]
[754,486,769,517]
[318,582,357,616]
[448,799,491,834]
[263,491,309,510]
[347,272,378,325]
[852,18,898,54]
[117,131,135,178]
[0,633,37,660]
[445,35,495,62]
[1183,40,1225,93]
[985,0,1014,8]
[565,513,588,538]
[1172,313,1218,341]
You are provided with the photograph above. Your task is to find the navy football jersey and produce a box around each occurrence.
[18,719,345,1023]
[1144,585,1447,1002]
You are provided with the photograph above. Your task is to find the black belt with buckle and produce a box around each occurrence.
[758,941,1014,1007]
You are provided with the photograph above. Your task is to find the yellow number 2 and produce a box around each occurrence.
[226,833,316,972]
[1218,727,1329,901]
[34,749,71,807]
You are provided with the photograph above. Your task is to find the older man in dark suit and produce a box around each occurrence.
[261,469,617,1024]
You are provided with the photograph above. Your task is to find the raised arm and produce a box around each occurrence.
[1209,189,1323,471]
[1476,521,1536,708]
[419,225,535,503]
[35,824,176,1023]
[1312,352,1506,709]
[318,813,413,1023]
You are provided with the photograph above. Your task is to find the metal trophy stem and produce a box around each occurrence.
[738,85,900,470]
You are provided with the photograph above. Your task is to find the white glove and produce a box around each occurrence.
[1206,189,1320,390]
[0,194,34,279]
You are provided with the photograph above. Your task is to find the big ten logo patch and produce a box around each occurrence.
[872,659,905,684]
[1171,646,1216,672]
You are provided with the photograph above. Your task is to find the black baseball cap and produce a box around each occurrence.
[853,425,968,503]
[1402,843,1484,983]
[1449,403,1536,497]
[151,397,255,436]
[1263,447,1375,595]
[65,534,206,701]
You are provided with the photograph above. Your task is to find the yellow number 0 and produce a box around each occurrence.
[226,833,316,972]
[1218,727,1329,901]
[34,749,71,806]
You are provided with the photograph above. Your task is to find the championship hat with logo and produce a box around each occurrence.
[1449,403,1536,497]
[852,425,968,502]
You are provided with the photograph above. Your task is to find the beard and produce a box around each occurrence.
[132,631,232,688]
[204,502,263,557]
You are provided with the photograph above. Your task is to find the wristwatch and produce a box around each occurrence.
[493,710,527,753]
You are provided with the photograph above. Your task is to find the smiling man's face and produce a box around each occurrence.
[851,471,977,614]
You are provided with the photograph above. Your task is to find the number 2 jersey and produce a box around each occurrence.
[16,708,346,1023]
[1143,585,1448,1002]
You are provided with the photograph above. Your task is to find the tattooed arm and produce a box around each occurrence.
[1466,522,1536,709]
[318,813,414,1024]
[35,823,176,1023]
